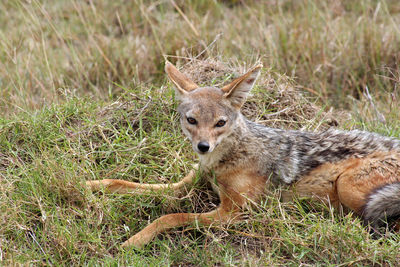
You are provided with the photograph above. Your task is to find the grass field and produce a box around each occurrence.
[1,0,400,265]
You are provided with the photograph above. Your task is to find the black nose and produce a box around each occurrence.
[197,142,210,153]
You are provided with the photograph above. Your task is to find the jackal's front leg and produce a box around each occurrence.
[122,192,244,249]
[85,168,196,195]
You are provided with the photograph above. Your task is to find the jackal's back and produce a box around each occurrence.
[243,119,400,184]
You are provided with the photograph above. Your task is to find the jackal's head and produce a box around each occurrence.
[165,61,261,155]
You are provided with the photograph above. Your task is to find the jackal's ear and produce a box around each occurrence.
[165,61,198,97]
[221,64,262,109]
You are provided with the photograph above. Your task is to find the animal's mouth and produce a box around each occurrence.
[196,148,212,155]
[195,143,218,154]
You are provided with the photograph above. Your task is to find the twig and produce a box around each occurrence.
[194,33,223,60]
[298,85,320,96]
[136,0,165,55]
[363,86,386,124]
[164,33,223,65]
[170,0,199,37]
[28,230,53,265]
[264,107,290,117]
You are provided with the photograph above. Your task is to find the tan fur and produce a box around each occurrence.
[85,62,400,249]
[283,152,400,214]
[337,152,400,213]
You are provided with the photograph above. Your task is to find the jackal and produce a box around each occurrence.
[86,62,400,248]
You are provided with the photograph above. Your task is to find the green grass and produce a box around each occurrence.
[1,83,399,265]
[1,0,400,265]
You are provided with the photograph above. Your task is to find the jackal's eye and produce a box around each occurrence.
[215,120,226,127]
[187,117,197,125]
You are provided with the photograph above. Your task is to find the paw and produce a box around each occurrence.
[85,180,95,191]
[85,180,106,191]
[121,233,148,249]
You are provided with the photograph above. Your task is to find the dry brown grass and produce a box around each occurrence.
[1,0,399,115]
[181,57,347,130]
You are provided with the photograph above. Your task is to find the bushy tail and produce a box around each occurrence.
[363,182,400,228]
